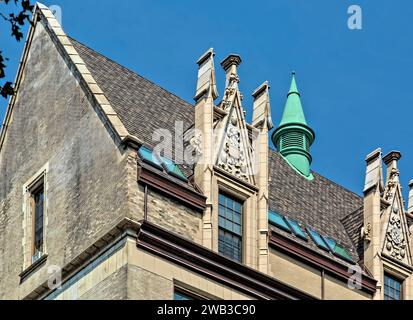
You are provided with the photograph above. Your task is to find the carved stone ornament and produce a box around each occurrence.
[221,73,240,111]
[218,115,248,181]
[384,204,407,261]
[189,132,203,158]
[384,168,400,201]
[362,223,372,242]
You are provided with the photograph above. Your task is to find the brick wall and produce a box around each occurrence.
[145,185,202,244]
[0,21,142,299]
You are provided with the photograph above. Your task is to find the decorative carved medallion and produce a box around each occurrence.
[218,114,248,181]
[384,203,407,261]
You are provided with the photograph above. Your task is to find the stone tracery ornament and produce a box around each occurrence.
[218,116,248,181]
[385,203,407,261]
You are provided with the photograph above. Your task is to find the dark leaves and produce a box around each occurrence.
[0,81,13,98]
[0,0,33,99]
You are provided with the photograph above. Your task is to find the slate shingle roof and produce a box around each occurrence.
[269,151,363,252]
[70,37,364,263]
[70,37,195,146]
[341,207,364,264]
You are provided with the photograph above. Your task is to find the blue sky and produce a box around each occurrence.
[1,0,413,198]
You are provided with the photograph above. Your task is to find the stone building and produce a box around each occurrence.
[0,3,412,300]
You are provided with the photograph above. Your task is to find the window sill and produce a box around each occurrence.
[19,254,48,284]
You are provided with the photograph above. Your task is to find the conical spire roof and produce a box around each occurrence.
[272,72,315,180]
[279,72,307,127]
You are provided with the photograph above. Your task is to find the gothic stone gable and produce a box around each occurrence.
[382,169,412,265]
[215,73,255,185]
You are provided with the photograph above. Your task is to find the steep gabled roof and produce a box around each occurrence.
[1,3,365,265]
[0,3,131,154]
[70,38,195,147]
[71,35,365,262]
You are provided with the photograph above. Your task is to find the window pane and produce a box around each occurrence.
[233,225,241,236]
[217,194,242,262]
[219,228,242,262]
[218,194,242,233]
[226,209,233,220]
[218,205,226,218]
[174,291,193,300]
[33,187,44,254]
[285,217,307,240]
[306,228,330,251]
[219,194,226,205]
[269,211,291,233]
[218,216,225,227]
[226,220,233,232]
[226,198,233,211]
[384,274,402,300]
[138,146,163,170]
[233,213,241,224]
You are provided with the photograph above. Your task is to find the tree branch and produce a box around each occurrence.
[0,0,34,99]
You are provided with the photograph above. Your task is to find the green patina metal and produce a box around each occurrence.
[272,72,315,180]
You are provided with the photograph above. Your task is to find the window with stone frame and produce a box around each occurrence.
[218,193,243,262]
[173,284,210,300]
[384,273,403,300]
[22,164,48,270]
[30,180,45,262]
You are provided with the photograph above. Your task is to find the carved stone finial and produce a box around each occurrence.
[220,54,242,72]
[383,151,402,166]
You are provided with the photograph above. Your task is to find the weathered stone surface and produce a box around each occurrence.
[0,20,142,299]
[126,264,173,300]
[79,265,128,300]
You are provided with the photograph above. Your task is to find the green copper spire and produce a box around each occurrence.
[279,72,307,126]
[272,72,315,180]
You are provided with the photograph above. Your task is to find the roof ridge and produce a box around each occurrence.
[70,37,362,203]
[67,36,194,109]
